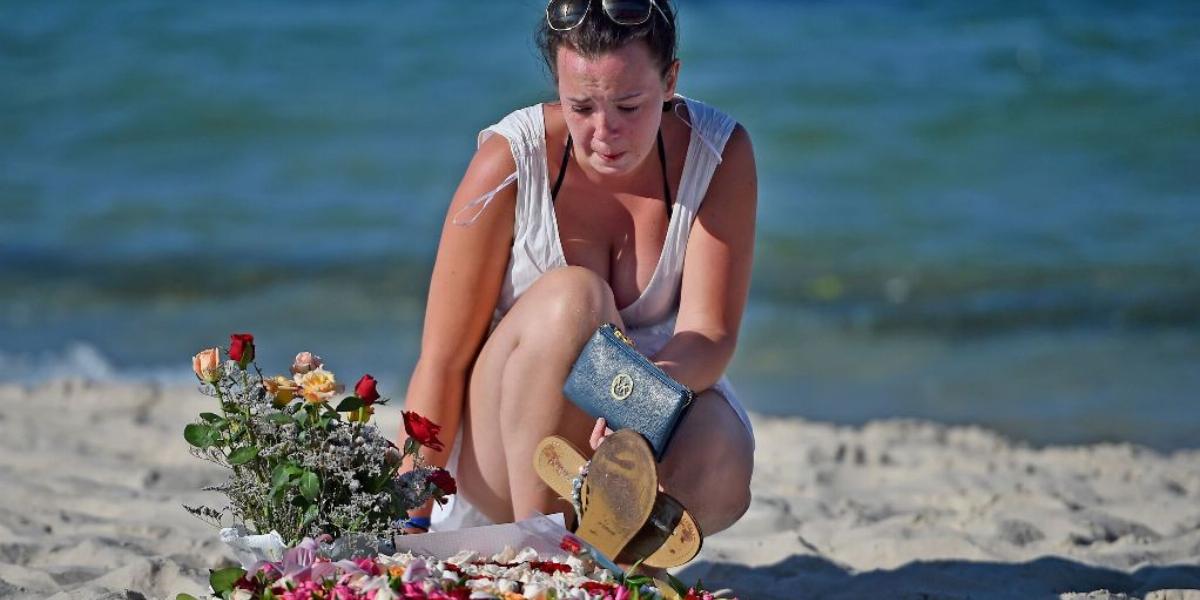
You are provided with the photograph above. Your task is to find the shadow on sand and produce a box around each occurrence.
[676,554,1200,600]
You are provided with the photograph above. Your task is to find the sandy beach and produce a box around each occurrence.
[0,379,1197,599]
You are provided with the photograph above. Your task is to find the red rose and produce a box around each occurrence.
[428,468,456,495]
[530,561,571,574]
[582,581,616,593]
[354,374,380,405]
[402,411,445,452]
[228,333,255,367]
[560,535,582,555]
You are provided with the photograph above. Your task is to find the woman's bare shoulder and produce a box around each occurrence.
[721,123,754,172]
[467,131,518,187]
[699,122,756,217]
[541,101,567,147]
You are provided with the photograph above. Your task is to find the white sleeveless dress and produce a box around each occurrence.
[432,94,754,531]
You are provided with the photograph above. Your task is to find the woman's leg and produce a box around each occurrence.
[456,266,627,523]
[455,265,754,535]
[657,390,755,536]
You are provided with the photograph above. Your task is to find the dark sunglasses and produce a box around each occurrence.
[546,0,668,31]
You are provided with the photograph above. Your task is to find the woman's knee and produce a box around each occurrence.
[702,436,753,526]
[716,458,754,528]
[481,267,619,412]
[661,391,755,533]
[675,449,751,535]
[521,266,621,336]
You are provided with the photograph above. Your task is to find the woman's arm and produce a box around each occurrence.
[651,124,757,392]
[401,133,518,517]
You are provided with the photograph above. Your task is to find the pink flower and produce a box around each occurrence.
[282,580,323,600]
[331,584,359,600]
[310,559,337,582]
[291,351,324,375]
[353,557,381,576]
[282,538,319,578]
[401,557,430,583]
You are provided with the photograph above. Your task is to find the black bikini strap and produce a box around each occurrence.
[551,129,672,219]
[551,134,572,202]
[657,129,673,218]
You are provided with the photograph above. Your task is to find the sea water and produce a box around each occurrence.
[2,1,1198,449]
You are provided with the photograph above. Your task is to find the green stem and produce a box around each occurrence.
[239,369,271,485]
[213,385,232,459]
[239,370,276,529]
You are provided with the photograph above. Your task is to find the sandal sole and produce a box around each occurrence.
[534,434,702,568]
[572,430,658,560]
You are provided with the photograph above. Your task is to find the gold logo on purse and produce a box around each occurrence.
[610,373,634,401]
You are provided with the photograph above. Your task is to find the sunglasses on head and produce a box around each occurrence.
[546,0,668,31]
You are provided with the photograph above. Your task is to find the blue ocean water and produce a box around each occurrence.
[2,1,1198,449]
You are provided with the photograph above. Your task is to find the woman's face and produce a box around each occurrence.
[556,41,678,179]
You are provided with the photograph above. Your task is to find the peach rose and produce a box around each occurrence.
[192,348,221,383]
[297,368,339,404]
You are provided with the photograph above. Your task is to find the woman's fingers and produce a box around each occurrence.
[589,417,609,451]
[589,418,616,451]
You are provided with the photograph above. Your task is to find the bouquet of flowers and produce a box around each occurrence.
[184,333,453,546]
[179,538,729,600]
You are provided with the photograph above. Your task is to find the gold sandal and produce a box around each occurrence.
[534,433,703,568]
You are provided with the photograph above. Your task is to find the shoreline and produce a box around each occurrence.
[0,379,1197,599]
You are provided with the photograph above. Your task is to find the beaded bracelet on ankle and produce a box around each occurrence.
[570,460,590,519]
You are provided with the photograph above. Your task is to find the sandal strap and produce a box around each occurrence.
[569,460,591,522]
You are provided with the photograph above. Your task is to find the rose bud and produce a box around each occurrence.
[192,347,222,383]
[228,333,255,368]
[354,374,380,406]
[402,411,445,452]
[428,468,456,495]
[383,447,403,467]
[290,351,323,376]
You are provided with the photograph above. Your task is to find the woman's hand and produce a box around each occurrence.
[589,417,614,451]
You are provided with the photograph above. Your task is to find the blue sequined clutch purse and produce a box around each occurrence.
[563,323,695,461]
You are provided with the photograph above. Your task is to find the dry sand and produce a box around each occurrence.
[0,380,1197,599]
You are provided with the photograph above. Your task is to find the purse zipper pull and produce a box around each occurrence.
[612,327,636,348]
